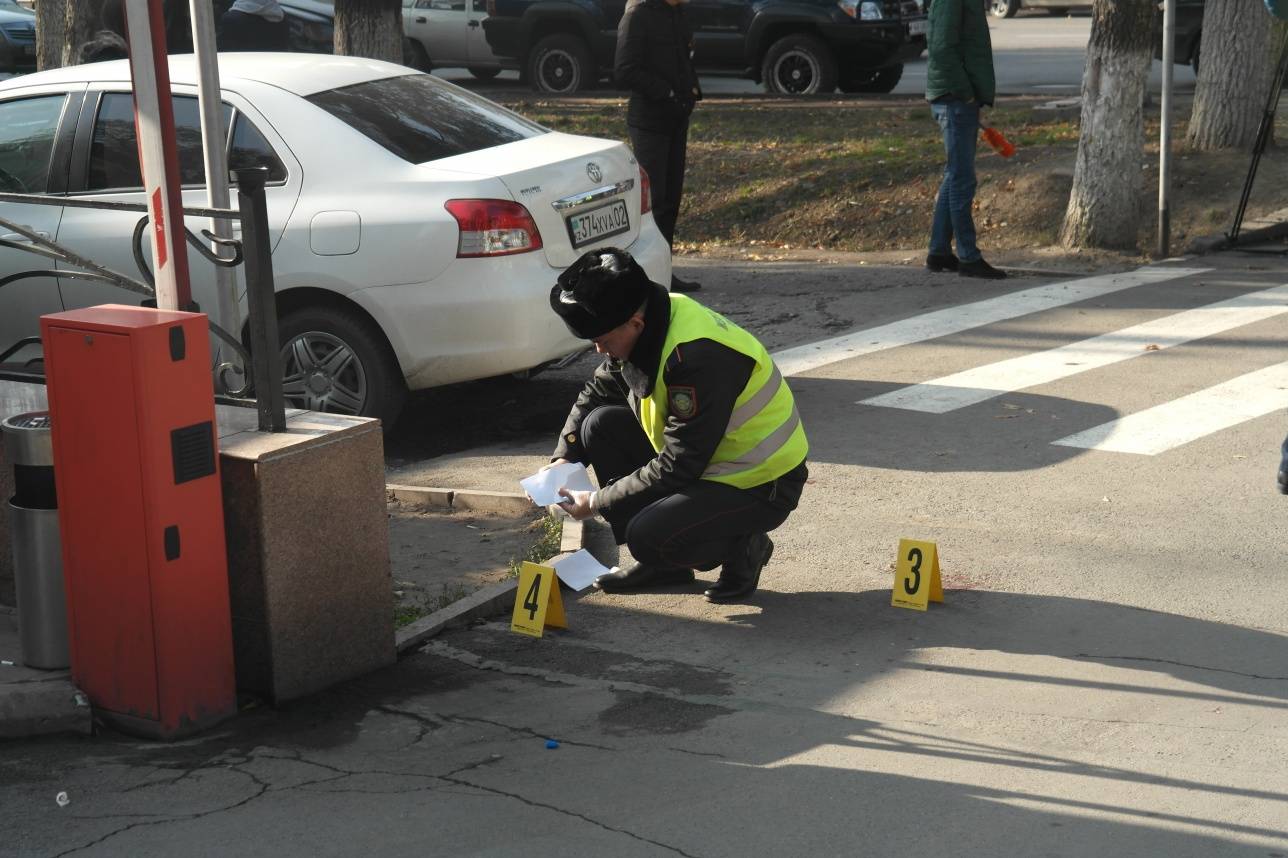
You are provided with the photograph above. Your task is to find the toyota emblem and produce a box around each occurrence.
[586,162,603,183]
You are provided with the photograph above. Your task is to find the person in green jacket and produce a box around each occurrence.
[925,0,1006,279]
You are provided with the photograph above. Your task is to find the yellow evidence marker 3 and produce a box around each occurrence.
[511,561,568,638]
[891,539,944,611]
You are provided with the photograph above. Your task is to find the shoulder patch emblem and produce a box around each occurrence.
[669,385,698,420]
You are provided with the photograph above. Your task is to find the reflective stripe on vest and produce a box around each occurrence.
[639,295,808,489]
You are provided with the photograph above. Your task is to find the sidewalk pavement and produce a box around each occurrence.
[0,487,588,742]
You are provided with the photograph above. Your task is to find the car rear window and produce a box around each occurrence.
[306,73,546,164]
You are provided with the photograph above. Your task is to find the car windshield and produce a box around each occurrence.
[0,0,30,11]
[306,73,547,164]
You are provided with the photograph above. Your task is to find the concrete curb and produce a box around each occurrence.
[387,484,535,517]
[392,503,589,655]
[1187,208,1288,256]
[0,679,92,739]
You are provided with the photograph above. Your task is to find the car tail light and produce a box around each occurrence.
[487,0,496,14]
[444,199,543,258]
[638,164,652,216]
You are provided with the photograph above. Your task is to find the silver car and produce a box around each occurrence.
[401,0,513,78]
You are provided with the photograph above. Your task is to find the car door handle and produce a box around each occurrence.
[1,231,50,243]
[415,15,426,21]
[468,19,479,26]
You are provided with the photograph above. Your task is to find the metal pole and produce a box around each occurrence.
[1157,0,1175,258]
[234,167,286,433]
[190,0,244,389]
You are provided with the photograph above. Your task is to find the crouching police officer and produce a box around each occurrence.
[545,248,808,602]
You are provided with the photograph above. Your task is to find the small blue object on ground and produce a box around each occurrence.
[545,739,559,749]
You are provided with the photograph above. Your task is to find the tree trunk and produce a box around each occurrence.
[35,0,68,70]
[1186,1,1286,150]
[334,0,402,64]
[1059,0,1155,250]
[63,0,107,66]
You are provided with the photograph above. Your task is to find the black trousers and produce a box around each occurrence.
[629,119,690,246]
[581,406,793,571]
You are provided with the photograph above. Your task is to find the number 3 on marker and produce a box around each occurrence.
[904,547,922,595]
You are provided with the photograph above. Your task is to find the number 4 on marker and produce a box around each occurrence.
[510,562,567,638]
[891,539,944,611]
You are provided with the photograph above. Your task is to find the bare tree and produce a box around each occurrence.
[1186,1,1287,150]
[1059,0,1156,249]
[334,0,402,63]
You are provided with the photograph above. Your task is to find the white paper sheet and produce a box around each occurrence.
[519,462,595,507]
[552,549,613,591]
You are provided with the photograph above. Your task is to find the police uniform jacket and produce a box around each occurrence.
[553,287,807,516]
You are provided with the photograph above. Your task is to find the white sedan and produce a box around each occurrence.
[0,54,671,426]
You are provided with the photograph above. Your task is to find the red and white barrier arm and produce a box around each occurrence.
[123,0,193,311]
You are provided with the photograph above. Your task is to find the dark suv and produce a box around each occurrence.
[483,0,928,95]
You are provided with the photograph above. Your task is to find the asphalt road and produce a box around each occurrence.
[5,252,1286,856]
[433,11,1198,98]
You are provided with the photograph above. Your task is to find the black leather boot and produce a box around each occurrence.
[926,252,959,273]
[704,532,773,603]
[594,562,695,593]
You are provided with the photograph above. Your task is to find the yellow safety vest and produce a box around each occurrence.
[638,295,808,489]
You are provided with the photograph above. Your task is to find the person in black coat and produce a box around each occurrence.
[614,0,703,293]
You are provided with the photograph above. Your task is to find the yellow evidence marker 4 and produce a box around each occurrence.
[891,539,944,611]
[510,561,568,638]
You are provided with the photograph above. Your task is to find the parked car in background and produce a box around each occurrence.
[483,0,927,95]
[0,55,671,427]
[988,0,1091,17]
[402,0,514,77]
[0,0,35,74]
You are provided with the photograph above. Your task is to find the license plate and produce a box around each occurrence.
[566,199,630,249]
[908,19,928,35]
[22,45,35,56]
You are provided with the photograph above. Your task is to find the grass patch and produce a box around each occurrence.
[508,512,564,578]
[500,93,1288,258]
[393,582,475,629]
[501,97,1081,253]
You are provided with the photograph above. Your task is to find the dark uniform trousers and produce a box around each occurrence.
[630,119,690,246]
[581,405,793,571]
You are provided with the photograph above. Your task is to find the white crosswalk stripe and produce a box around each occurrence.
[861,283,1288,414]
[1052,361,1288,455]
[772,265,1210,377]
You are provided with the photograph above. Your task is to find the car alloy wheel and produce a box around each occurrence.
[529,34,592,94]
[762,34,837,95]
[772,50,821,94]
[990,0,1019,17]
[279,329,369,415]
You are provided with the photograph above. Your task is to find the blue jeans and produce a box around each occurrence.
[930,99,981,263]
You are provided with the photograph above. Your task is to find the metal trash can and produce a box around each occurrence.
[3,412,67,669]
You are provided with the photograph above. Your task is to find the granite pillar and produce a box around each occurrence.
[218,411,395,703]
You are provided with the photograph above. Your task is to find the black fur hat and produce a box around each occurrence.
[549,248,654,339]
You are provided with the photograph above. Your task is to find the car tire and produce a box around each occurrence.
[761,34,838,96]
[277,305,408,429]
[990,0,1020,17]
[469,66,501,80]
[839,64,904,94]
[528,33,593,94]
[403,38,431,71]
